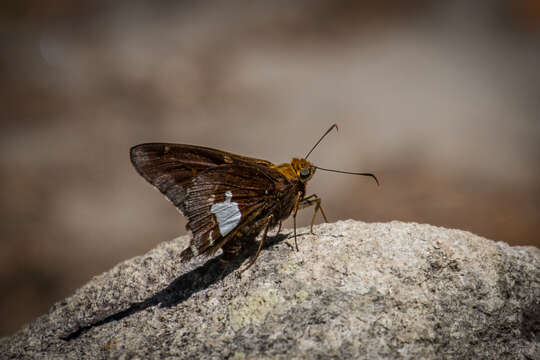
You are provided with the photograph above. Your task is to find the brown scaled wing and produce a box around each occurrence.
[130,143,298,260]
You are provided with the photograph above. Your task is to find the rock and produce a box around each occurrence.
[1,221,539,359]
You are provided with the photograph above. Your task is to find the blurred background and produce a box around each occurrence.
[1,0,539,336]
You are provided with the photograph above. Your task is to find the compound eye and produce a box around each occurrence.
[300,168,310,178]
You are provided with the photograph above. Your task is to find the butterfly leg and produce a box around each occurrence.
[298,194,328,235]
[292,194,302,251]
[239,215,273,273]
[276,220,283,236]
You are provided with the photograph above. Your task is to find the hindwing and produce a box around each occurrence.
[182,164,285,258]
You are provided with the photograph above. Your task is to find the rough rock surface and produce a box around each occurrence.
[1,221,539,359]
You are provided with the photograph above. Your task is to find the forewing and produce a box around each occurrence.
[183,164,287,258]
[130,143,273,213]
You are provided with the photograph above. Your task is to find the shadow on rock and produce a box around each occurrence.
[62,233,289,341]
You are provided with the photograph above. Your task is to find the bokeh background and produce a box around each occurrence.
[1,0,539,336]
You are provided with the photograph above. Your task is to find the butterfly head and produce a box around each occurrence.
[291,158,316,183]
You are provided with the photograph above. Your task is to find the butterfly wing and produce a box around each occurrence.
[181,163,288,260]
[130,143,273,213]
[130,143,295,260]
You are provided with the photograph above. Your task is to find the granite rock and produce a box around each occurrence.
[1,221,539,359]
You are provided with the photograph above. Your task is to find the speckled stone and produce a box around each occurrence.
[1,221,539,359]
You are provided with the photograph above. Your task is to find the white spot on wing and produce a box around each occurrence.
[211,190,241,236]
[190,243,199,256]
[208,231,215,246]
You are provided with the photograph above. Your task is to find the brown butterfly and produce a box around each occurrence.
[130,124,378,272]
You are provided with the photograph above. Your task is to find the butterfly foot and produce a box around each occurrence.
[285,234,300,252]
[283,239,295,250]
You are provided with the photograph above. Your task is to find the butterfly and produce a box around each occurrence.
[130,124,378,271]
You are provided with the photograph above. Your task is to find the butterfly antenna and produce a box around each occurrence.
[305,124,339,159]
[314,166,379,186]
